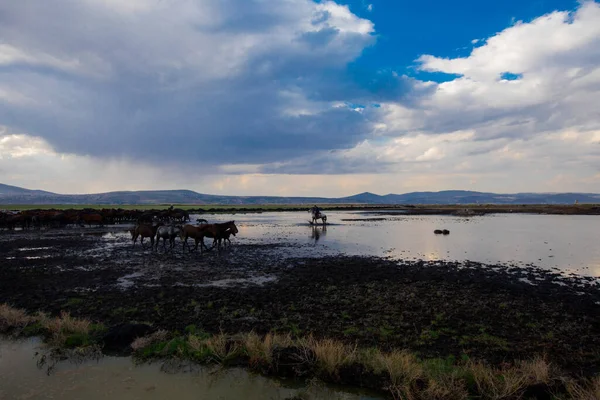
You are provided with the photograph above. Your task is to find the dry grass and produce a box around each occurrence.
[518,357,551,385]
[378,350,423,387]
[374,350,424,400]
[468,362,529,400]
[188,332,240,363]
[565,376,600,400]
[0,304,32,332]
[42,311,90,345]
[131,329,168,351]
[423,374,470,400]
[43,311,91,335]
[243,332,294,364]
[308,337,357,375]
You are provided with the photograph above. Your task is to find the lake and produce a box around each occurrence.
[192,211,600,275]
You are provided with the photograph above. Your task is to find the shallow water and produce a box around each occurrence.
[0,338,379,400]
[190,211,600,275]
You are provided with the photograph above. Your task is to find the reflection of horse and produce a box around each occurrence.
[155,225,182,251]
[311,225,327,243]
[310,210,327,225]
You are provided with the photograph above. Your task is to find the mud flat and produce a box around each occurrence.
[1,226,600,398]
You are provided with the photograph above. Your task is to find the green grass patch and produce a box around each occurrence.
[65,298,84,307]
[342,327,360,336]
[64,333,91,348]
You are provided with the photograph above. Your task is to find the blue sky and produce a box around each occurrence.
[343,0,581,86]
[0,0,599,196]
[344,0,579,70]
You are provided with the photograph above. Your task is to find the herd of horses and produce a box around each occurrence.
[0,208,191,230]
[131,219,239,253]
[1,207,331,253]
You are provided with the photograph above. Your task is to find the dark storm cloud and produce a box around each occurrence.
[0,0,400,168]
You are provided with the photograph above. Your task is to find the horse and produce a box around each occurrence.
[78,212,104,227]
[215,227,236,248]
[131,223,162,249]
[155,224,183,251]
[310,209,327,225]
[180,224,212,252]
[180,221,238,253]
[203,221,239,250]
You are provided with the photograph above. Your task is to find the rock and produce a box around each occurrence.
[102,323,155,355]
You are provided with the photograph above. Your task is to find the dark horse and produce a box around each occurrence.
[180,221,238,253]
[131,223,162,248]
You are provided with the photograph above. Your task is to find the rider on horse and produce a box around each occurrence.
[311,205,321,218]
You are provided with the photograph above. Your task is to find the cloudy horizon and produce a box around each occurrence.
[1,0,599,196]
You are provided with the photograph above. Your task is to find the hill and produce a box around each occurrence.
[0,184,598,205]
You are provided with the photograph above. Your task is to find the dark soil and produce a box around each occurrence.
[1,226,599,376]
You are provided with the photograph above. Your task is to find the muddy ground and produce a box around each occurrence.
[1,226,599,376]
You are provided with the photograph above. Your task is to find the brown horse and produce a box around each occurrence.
[78,213,104,227]
[218,229,234,247]
[131,223,162,248]
[180,221,238,253]
[180,224,211,252]
[203,221,239,250]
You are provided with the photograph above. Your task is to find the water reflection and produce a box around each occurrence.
[311,225,327,243]
[0,338,380,400]
[188,212,600,275]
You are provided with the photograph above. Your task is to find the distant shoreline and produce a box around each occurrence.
[2,203,600,215]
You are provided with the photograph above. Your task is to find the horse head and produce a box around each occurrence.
[229,221,239,236]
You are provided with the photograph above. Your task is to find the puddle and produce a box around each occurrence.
[0,338,380,400]
[184,275,278,288]
[117,272,145,289]
[18,247,53,251]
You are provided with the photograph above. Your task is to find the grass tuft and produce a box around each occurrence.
[131,329,169,352]
[0,304,32,332]
[468,361,528,399]
[308,337,357,375]
[565,376,600,400]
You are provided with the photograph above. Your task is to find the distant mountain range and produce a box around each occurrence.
[1,183,599,205]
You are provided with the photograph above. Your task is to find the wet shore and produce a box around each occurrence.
[1,225,599,379]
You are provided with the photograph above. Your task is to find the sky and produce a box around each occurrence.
[1,0,599,196]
